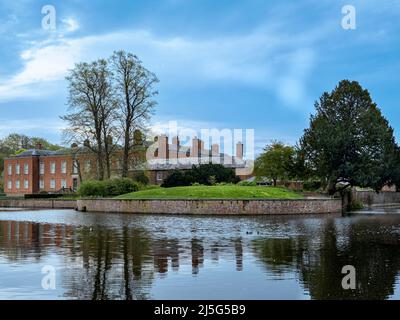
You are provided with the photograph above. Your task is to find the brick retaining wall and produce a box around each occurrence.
[76,198,342,215]
[0,199,76,209]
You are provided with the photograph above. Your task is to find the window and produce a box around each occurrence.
[156,171,163,181]
[7,164,12,175]
[24,163,29,175]
[85,160,91,172]
[16,180,20,189]
[61,160,67,174]
[15,164,20,175]
[40,162,45,175]
[73,160,79,174]
[39,179,44,189]
[61,179,67,188]
[50,162,56,174]
[50,179,56,189]
[24,180,29,189]
[7,180,12,190]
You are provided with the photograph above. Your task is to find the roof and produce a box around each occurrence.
[9,149,69,158]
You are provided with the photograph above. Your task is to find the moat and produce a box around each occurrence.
[0,207,400,299]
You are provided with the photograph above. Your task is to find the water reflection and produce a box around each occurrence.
[0,209,400,300]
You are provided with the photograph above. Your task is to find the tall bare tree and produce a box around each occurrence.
[62,59,116,180]
[111,51,158,178]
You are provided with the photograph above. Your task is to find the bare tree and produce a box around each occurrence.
[62,59,116,180]
[111,51,158,178]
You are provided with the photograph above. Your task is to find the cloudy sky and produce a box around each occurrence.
[0,0,399,153]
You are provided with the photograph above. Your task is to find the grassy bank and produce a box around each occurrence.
[115,185,302,200]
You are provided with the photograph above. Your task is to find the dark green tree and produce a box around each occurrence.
[300,80,398,194]
[254,141,295,186]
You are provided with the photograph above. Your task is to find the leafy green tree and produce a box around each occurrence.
[300,80,398,194]
[254,141,295,186]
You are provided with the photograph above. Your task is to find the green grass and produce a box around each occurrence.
[115,185,303,200]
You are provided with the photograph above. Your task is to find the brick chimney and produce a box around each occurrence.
[191,137,201,160]
[158,135,169,160]
[236,141,244,159]
[170,136,179,160]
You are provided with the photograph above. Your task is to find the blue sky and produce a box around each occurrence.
[0,0,400,153]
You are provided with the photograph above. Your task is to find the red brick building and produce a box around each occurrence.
[3,136,250,196]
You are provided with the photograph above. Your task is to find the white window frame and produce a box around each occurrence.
[16,180,20,189]
[61,179,67,188]
[15,164,20,175]
[7,164,12,175]
[24,179,29,189]
[40,162,45,175]
[50,162,56,174]
[24,163,29,175]
[61,160,67,174]
[156,171,163,181]
[7,180,12,190]
[50,179,56,189]
[39,179,44,189]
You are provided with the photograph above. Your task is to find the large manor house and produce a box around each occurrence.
[3,135,248,196]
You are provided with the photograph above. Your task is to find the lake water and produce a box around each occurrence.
[0,207,400,300]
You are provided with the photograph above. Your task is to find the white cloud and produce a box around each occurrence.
[0,26,320,107]
[62,18,79,32]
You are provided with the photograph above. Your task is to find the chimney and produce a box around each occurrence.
[170,136,179,160]
[211,144,219,156]
[211,143,220,164]
[236,141,244,159]
[158,135,169,160]
[191,137,201,160]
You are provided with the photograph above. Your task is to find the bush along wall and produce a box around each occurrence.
[161,164,240,188]
[78,178,139,197]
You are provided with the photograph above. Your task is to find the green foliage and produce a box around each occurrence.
[0,133,61,155]
[161,164,240,188]
[303,180,322,191]
[254,141,295,186]
[300,80,398,194]
[78,180,107,197]
[105,178,139,196]
[78,178,139,197]
[348,199,364,211]
[133,171,150,185]
[237,180,257,186]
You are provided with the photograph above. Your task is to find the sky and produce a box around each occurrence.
[0,0,399,154]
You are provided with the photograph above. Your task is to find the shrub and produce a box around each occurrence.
[79,178,139,197]
[133,171,149,185]
[78,180,107,197]
[105,178,139,196]
[161,164,240,188]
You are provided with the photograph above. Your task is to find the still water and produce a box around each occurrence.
[0,207,400,300]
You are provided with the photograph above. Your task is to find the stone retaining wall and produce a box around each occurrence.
[351,190,400,206]
[0,199,76,209]
[77,198,342,215]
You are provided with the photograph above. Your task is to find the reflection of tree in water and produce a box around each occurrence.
[62,226,155,300]
[253,218,400,299]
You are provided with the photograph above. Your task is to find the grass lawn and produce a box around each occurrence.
[115,185,303,200]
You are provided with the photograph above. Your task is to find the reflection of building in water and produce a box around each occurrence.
[234,238,243,271]
[0,221,75,260]
[191,238,204,275]
[152,239,180,275]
